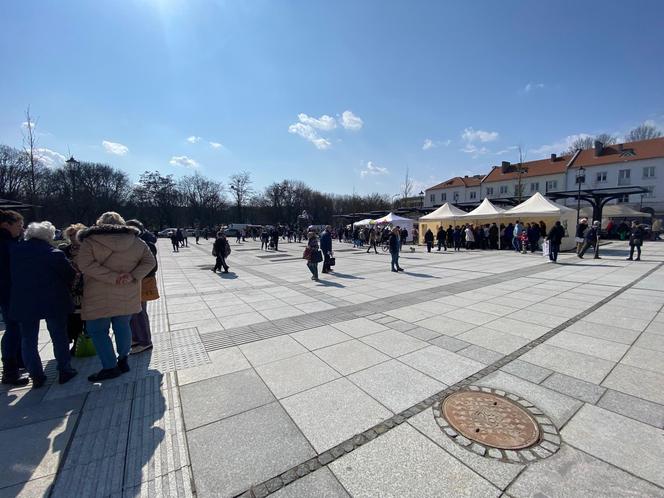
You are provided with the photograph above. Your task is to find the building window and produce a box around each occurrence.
[643,166,656,179]
[453,192,459,201]
[545,180,558,192]
[441,193,447,201]
[530,182,539,193]
[596,171,607,183]
[486,187,494,196]
[515,185,524,197]
[429,194,435,203]
[499,185,508,195]
[616,194,630,203]
[644,186,655,198]
[469,191,477,200]
[618,169,631,186]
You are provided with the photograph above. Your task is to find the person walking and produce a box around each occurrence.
[400,227,408,249]
[513,221,523,252]
[489,223,499,250]
[436,226,446,251]
[170,230,179,252]
[320,225,333,273]
[528,222,540,252]
[627,221,644,261]
[452,226,462,251]
[0,210,27,387]
[578,220,600,259]
[304,232,321,281]
[260,229,268,250]
[126,220,158,354]
[195,227,201,244]
[366,228,378,254]
[389,227,404,272]
[575,218,588,254]
[77,212,156,382]
[424,228,434,253]
[546,221,565,263]
[59,223,87,354]
[212,231,231,272]
[464,225,475,250]
[10,221,78,387]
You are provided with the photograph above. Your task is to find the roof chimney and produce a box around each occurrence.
[501,161,511,173]
[550,153,557,162]
[594,141,604,157]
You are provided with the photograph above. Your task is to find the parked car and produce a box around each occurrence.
[158,228,177,238]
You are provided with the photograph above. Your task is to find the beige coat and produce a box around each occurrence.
[77,225,156,321]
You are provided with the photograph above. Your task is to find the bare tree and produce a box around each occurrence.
[564,133,618,155]
[401,167,413,200]
[228,171,253,222]
[0,145,30,200]
[516,145,527,202]
[627,123,662,142]
[21,106,40,203]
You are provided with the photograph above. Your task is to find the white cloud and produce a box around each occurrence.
[422,138,451,150]
[36,148,65,168]
[462,127,499,143]
[524,82,545,93]
[209,141,223,149]
[360,161,388,178]
[529,133,592,156]
[460,143,490,159]
[495,145,519,156]
[186,136,202,144]
[288,122,331,150]
[102,140,129,156]
[297,113,337,131]
[21,121,35,130]
[340,110,363,130]
[169,155,199,169]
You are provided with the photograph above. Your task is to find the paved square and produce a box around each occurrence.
[2,237,663,497]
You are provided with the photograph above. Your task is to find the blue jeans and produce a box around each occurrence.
[307,262,319,279]
[86,315,132,369]
[512,236,521,251]
[1,304,22,378]
[391,252,400,270]
[19,315,72,377]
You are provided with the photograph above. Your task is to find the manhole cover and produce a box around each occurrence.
[442,391,539,449]
[434,387,561,463]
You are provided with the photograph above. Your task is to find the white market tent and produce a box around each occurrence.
[418,203,467,243]
[373,212,416,241]
[419,202,467,221]
[504,192,576,250]
[462,198,506,222]
[353,218,375,227]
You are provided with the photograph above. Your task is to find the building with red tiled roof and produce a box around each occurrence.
[424,136,664,214]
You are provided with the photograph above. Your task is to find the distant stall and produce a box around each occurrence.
[418,203,467,243]
[373,212,416,241]
[462,198,506,225]
[503,193,577,250]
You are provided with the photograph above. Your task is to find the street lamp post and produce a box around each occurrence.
[419,190,424,209]
[575,166,585,223]
[65,156,80,220]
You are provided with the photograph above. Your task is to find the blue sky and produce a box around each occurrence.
[1,0,663,196]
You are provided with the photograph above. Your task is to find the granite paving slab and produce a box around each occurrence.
[187,402,315,498]
[271,467,350,498]
[601,363,664,405]
[597,389,664,428]
[314,340,390,376]
[255,352,341,399]
[561,404,664,487]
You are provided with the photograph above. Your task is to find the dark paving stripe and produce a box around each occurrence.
[234,261,664,498]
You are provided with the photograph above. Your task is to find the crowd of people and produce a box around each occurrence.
[1,209,158,388]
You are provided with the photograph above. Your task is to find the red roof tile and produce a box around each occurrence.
[427,175,484,190]
[483,155,571,183]
[571,137,664,168]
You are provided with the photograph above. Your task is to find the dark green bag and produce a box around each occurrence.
[74,334,96,358]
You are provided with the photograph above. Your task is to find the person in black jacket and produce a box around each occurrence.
[389,227,404,272]
[0,210,27,386]
[436,226,446,251]
[212,231,231,273]
[424,228,434,253]
[578,221,600,259]
[627,221,644,261]
[127,220,158,354]
[320,226,333,273]
[546,221,565,263]
[10,221,77,387]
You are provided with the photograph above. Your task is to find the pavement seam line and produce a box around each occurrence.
[233,260,664,498]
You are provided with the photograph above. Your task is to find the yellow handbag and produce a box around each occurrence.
[141,276,160,301]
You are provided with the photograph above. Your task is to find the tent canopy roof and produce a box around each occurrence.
[504,192,573,217]
[580,204,651,218]
[419,202,467,221]
[463,198,506,218]
[353,218,375,226]
[373,212,415,224]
